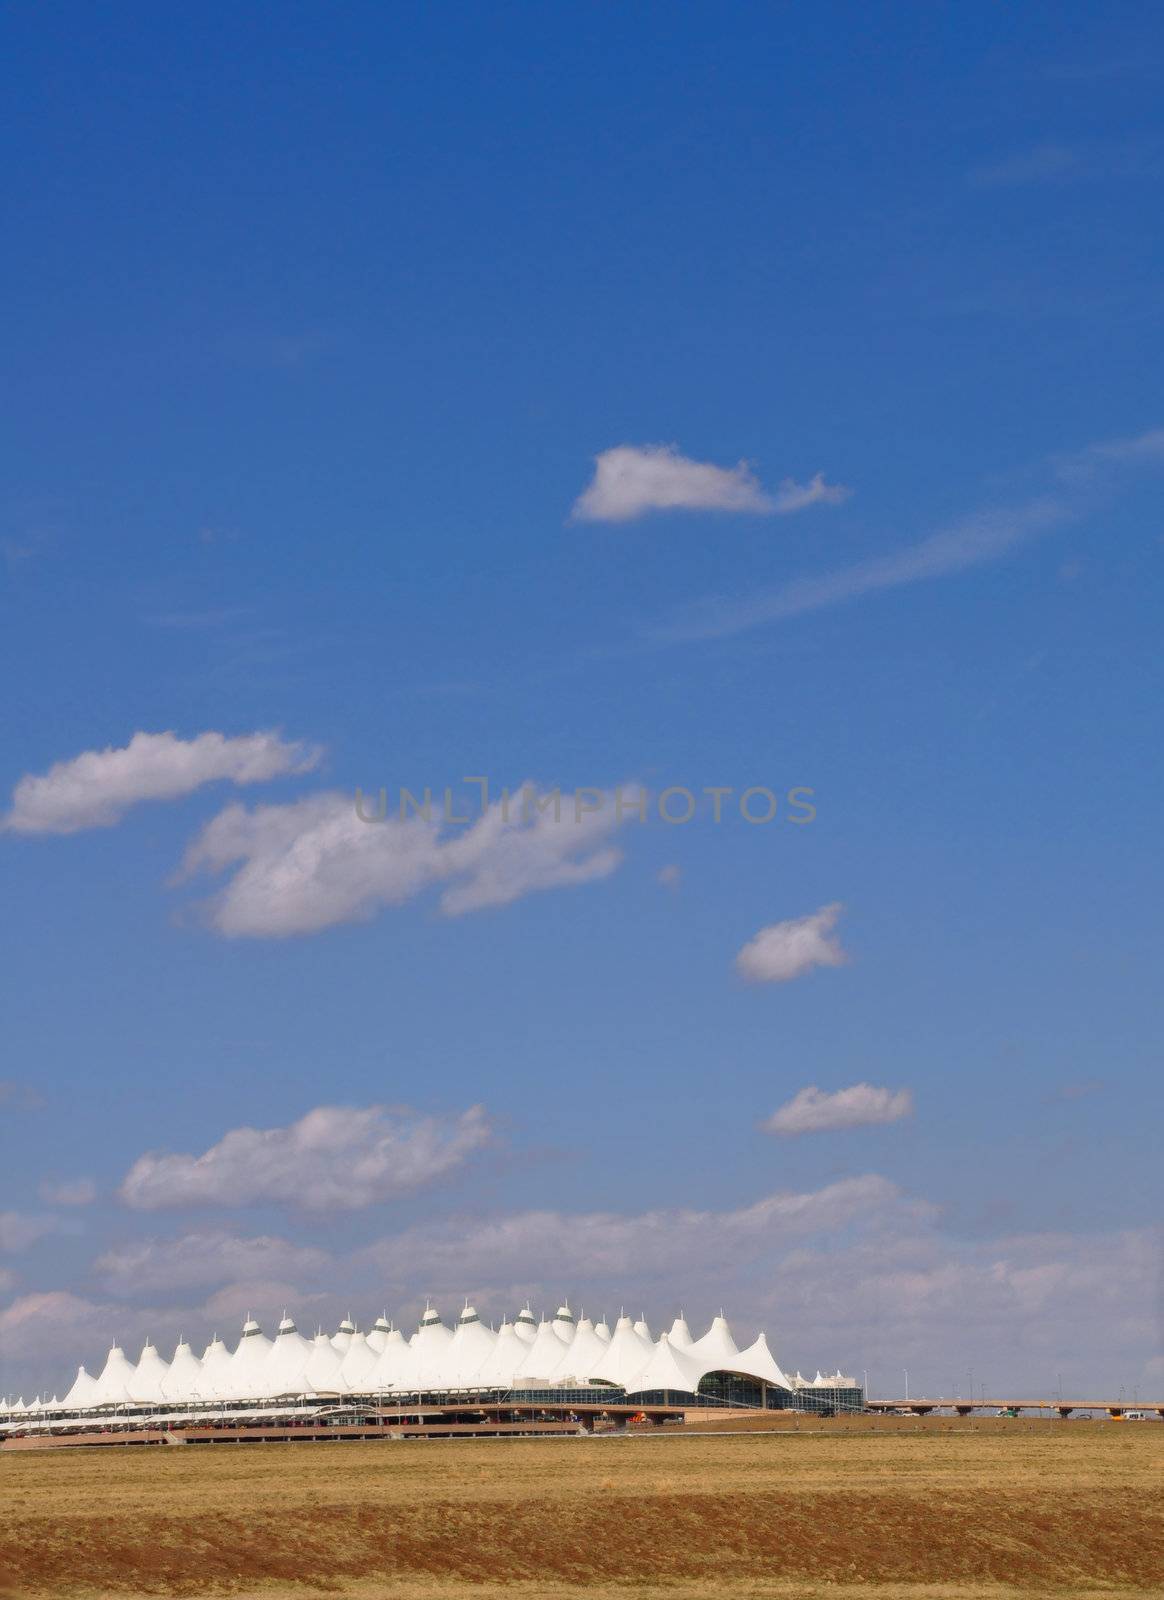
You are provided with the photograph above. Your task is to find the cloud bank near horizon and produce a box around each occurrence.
[3,1175,1157,1401]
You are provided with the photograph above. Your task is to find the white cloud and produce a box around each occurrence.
[771,472,851,514]
[118,1102,494,1212]
[39,1178,97,1207]
[2,729,321,835]
[571,443,846,523]
[0,1212,60,1252]
[763,1084,914,1136]
[178,781,633,937]
[95,1230,330,1297]
[657,863,681,890]
[736,902,848,984]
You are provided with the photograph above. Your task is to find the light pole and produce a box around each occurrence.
[903,1369,909,1402]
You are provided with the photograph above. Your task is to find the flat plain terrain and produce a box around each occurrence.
[1,1416,1162,1600]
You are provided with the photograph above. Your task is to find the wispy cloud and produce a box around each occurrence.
[0,1081,45,1112]
[2,730,322,836]
[763,1084,914,1136]
[736,903,849,984]
[119,1103,494,1213]
[38,1179,97,1208]
[649,423,1164,646]
[0,1212,61,1252]
[95,1230,331,1297]
[656,497,1066,643]
[144,607,253,631]
[571,443,847,523]
[969,139,1163,188]
[1044,1079,1104,1105]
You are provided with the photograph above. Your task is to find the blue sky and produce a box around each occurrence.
[2,1,1162,1401]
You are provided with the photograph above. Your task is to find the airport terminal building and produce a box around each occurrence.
[0,1303,863,1437]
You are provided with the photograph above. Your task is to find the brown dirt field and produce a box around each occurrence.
[1,1419,1161,1599]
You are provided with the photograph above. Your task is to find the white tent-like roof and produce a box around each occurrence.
[546,1316,607,1385]
[301,1333,347,1395]
[512,1305,537,1343]
[338,1330,378,1391]
[367,1328,409,1392]
[472,1321,526,1390]
[62,1365,98,1410]
[90,1344,137,1407]
[687,1313,741,1371]
[264,1315,313,1397]
[382,1327,422,1392]
[551,1304,576,1344]
[590,1315,654,1391]
[734,1331,794,1390]
[668,1314,694,1348]
[161,1342,205,1404]
[594,1317,612,1343]
[224,1318,274,1401]
[632,1315,653,1342]
[410,1307,454,1389]
[366,1315,392,1354]
[198,1337,234,1401]
[330,1316,356,1355]
[128,1340,171,1405]
[626,1333,705,1396]
[442,1305,496,1388]
[514,1318,573,1384]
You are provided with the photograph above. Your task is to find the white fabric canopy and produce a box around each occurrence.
[128,1341,171,1405]
[546,1316,608,1385]
[62,1365,98,1409]
[264,1316,313,1397]
[225,1319,274,1401]
[366,1315,392,1354]
[471,1321,527,1389]
[90,1344,138,1407]
[627,1333,704,1395]
[441,1306,496,1388]
[198,1337,234,1401]
[301,1333,347,1395]
[514,1318,572,1384]
[161,1342,205,1403]
[591,1316,654,1391]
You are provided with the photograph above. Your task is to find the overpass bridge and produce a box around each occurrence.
[866,1397,1163,1419]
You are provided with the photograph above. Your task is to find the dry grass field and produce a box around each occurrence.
[1,1417,1162,1600]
